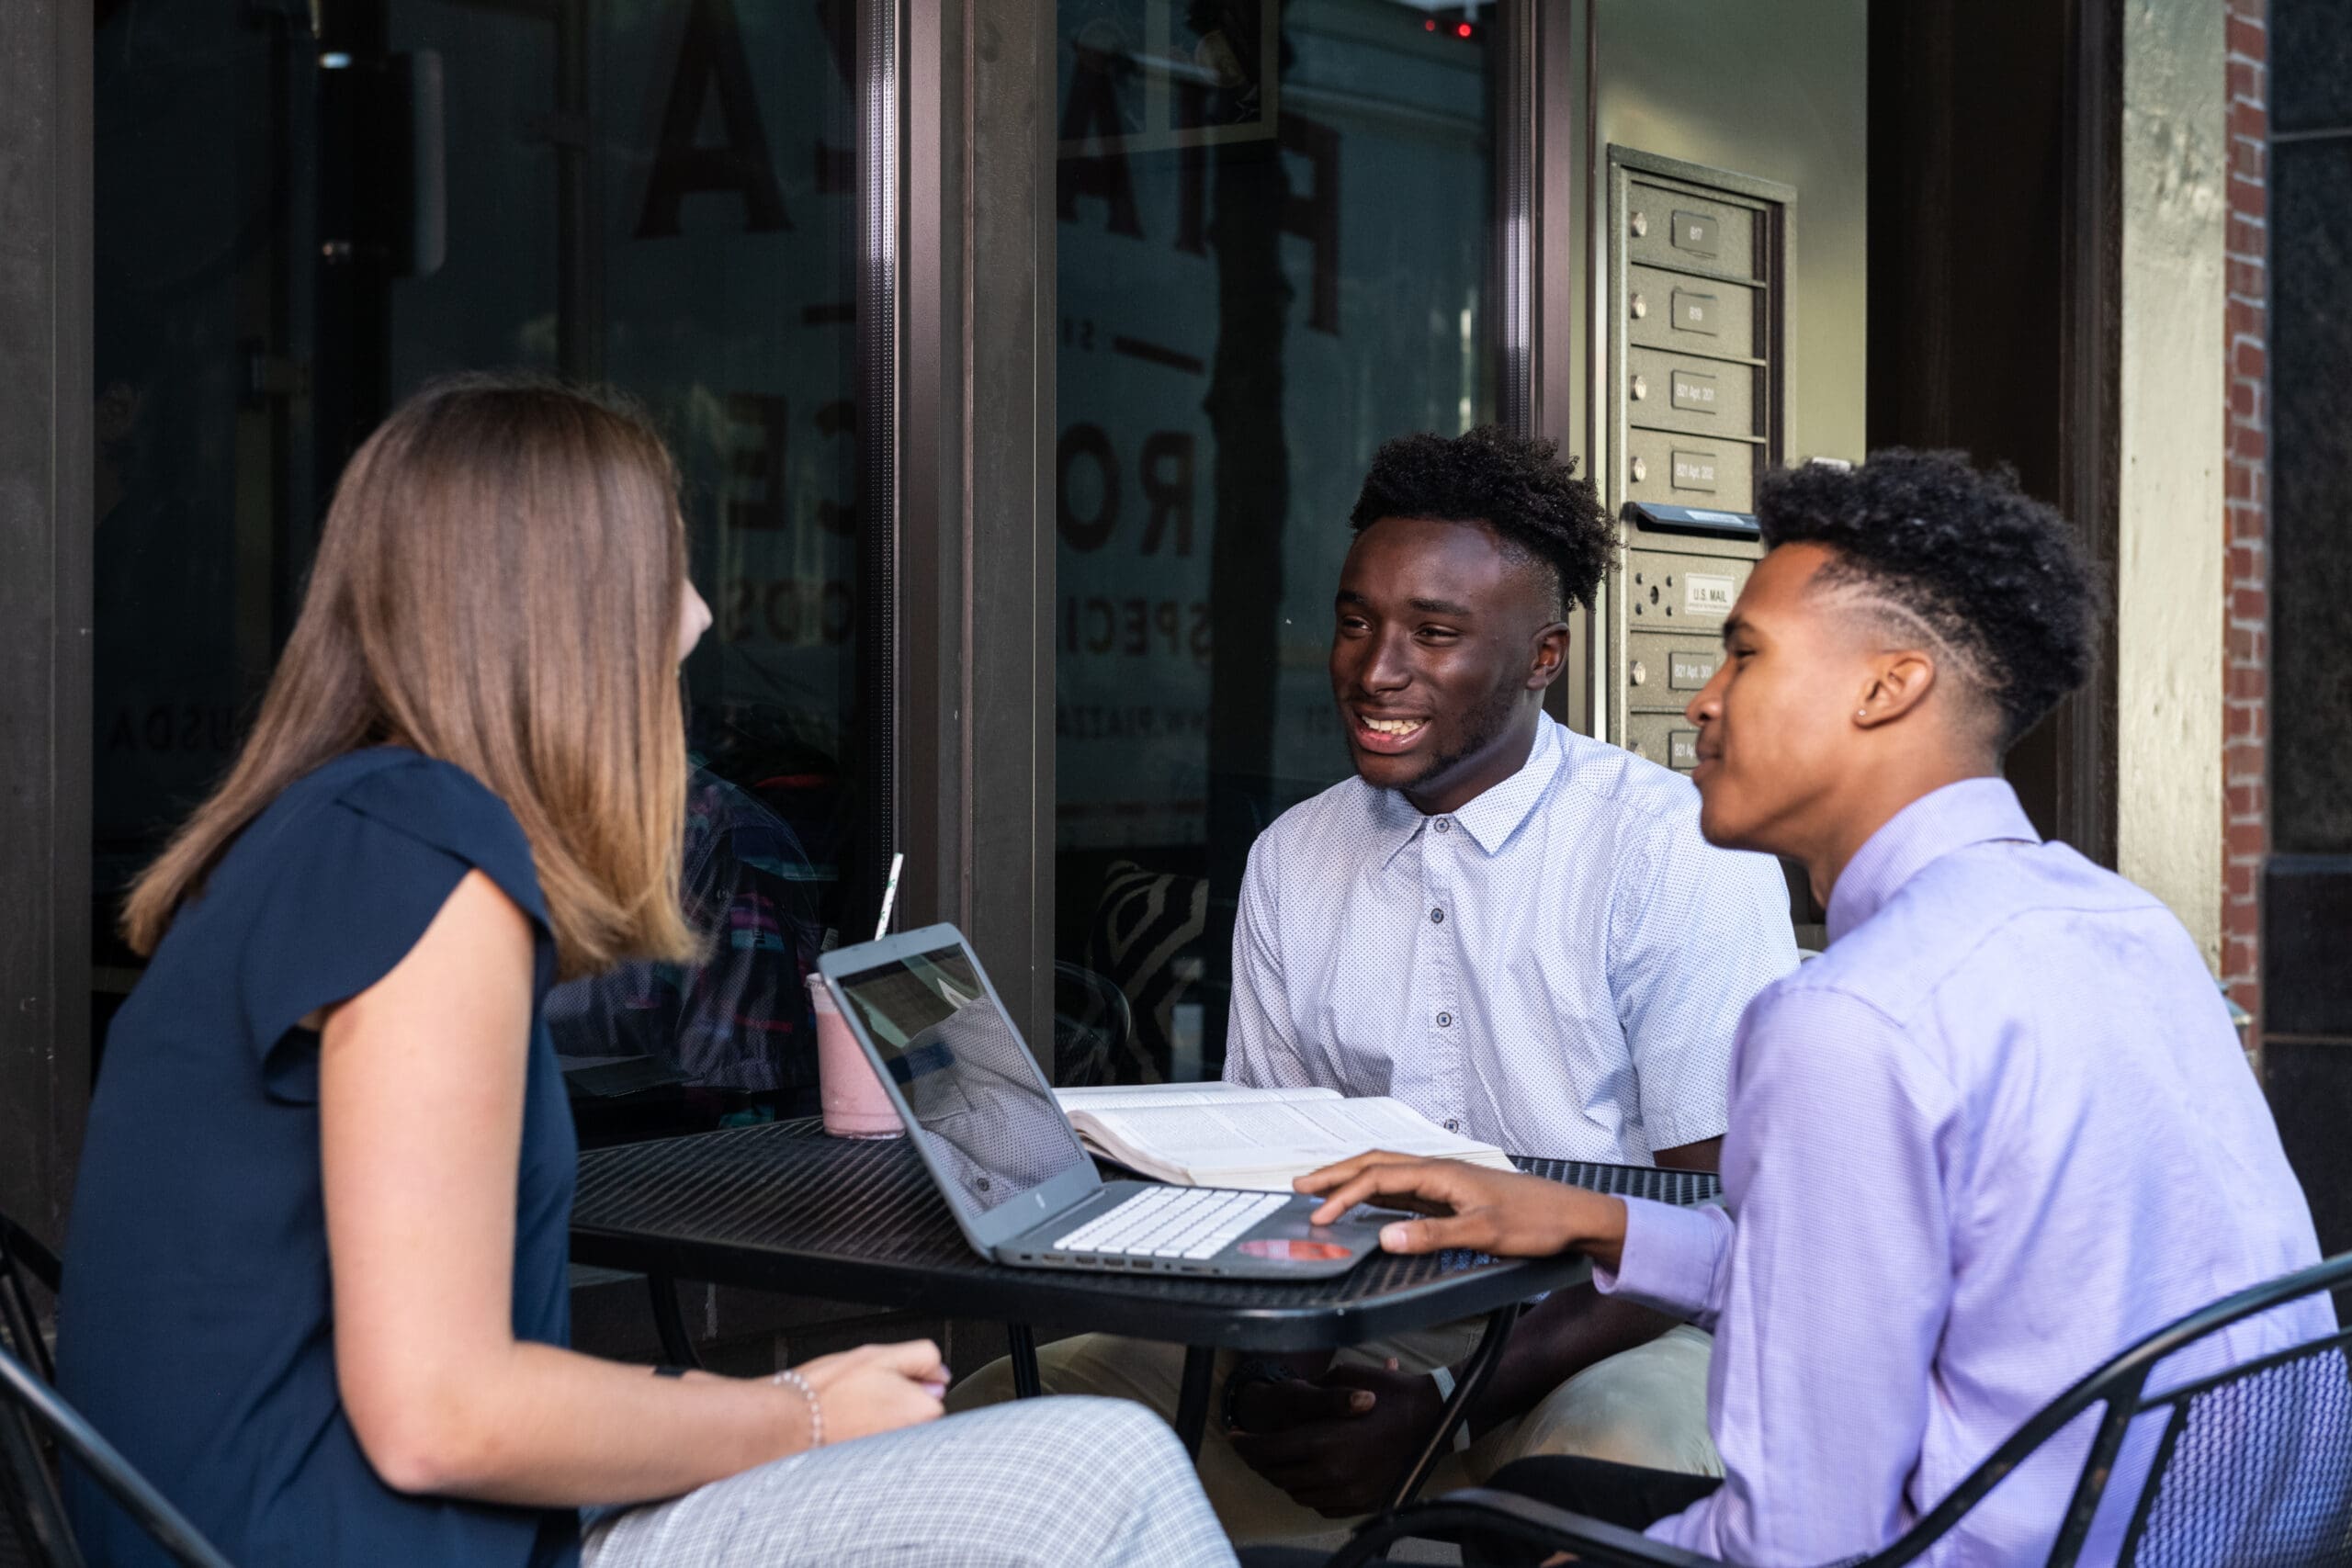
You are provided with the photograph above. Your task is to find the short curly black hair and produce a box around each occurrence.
[1349,426,1612,615]
[1758,449,2101,747]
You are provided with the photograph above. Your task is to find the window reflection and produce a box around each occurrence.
[93,0,873,1135]
[1053,0,1505,1082]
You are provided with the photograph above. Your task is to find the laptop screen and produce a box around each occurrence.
[831,942,1092,1214]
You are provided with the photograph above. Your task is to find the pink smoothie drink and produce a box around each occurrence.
[808,972,904,1138]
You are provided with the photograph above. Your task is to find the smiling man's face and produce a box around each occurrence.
[1329,515,1566,815]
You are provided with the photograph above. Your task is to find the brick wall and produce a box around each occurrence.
[2223,0,2269,1057]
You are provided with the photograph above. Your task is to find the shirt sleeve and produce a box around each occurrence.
[235,757,549,1102]
[1643,984,1961,1565]
[1593,1197,1733,1328]
[1609,817,1799,1153]
[1221,833,1316,1089]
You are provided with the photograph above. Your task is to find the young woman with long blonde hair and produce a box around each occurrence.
[56,378,1234,1568]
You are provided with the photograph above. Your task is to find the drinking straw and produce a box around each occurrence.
[873,851,905,942]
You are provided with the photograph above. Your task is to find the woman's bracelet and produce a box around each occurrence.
[770,1367,823,1449]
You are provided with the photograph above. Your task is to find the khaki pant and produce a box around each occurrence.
[945,1320,1718,1544]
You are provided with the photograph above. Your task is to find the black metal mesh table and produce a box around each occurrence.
[571,1118,1721,1506]
[571,1117,1719,1348]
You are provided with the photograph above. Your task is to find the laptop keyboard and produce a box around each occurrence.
[1053,1187,1289,1260]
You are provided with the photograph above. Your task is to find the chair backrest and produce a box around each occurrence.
[1084,862,1210,1080]
[0,1217,237,1568]
[1051,960,1138,1087]
[2112,1321,2352,1565]
[0,1212,66,1567]
[0,1345,235,1568]
[0,1330,84,1568]
[1860,1251,2352,1568]
[0,1217,59,1388]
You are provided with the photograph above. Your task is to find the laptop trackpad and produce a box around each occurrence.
[1233,1201,1383,1268]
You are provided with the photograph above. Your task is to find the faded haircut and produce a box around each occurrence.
[1758,450,2100,748]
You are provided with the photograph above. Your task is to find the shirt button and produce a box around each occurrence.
[1430,908,1444,924]
[1434,818,1452,833]
[1435,1011,1453,1028]
[1442,1118,1461,1133]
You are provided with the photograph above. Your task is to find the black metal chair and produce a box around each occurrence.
[0,1213,238,1568]
[1332,1250,2352,1568]
[0,1216,60,1390]
[0,1345,238,1568]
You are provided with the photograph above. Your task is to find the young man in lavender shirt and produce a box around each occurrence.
[1284,450,2327,1566]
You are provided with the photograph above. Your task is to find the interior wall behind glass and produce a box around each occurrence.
[1052,0,1501,1083]
[93,0,867,1135]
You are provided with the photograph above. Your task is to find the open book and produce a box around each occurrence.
[1052,1082,1515,1191]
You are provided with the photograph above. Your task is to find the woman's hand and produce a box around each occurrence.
[792,1339,950,1447]
[1298,1152,1630,1272]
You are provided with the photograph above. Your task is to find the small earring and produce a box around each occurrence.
[1856,709,1868,720]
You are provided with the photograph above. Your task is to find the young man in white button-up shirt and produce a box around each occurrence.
[951,429,1795,1540]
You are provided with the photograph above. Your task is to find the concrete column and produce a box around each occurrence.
[2115,0,2228,966]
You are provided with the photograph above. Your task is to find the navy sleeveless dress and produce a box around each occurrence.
[57,748,582,1567]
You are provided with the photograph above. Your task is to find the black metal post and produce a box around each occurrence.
[1381,1303,1524,1514]
[1172,1345,1218,1457]
[645,1273,702,1370]
[1007,1323,1043,1398]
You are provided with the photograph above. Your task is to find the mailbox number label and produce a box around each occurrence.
[1671,289,1719,335]
[1669,650,1718,690]
[1670,210,1720,256]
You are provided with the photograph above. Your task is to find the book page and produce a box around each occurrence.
[1053,1083,1340,1114]
[1070,1096,1509,1187]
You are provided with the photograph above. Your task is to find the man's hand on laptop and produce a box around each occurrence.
[1298,1152,1629,1273]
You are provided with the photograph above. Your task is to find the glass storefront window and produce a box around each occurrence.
[1052,0,1509,1082]
[93,0,876,1137]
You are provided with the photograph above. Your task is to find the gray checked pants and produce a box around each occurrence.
[582,1395,1238,1567]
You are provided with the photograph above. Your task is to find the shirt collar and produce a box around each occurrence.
[1367,717,1566,863]
[1825,776,2041,944]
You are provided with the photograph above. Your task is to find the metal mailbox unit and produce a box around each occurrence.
[1604,148,1793,775]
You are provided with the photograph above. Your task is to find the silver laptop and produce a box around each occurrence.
[817,925,1385,1280]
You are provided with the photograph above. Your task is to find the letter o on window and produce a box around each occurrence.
[1057,423,1121,551]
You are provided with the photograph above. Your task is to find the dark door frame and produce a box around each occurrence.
[1865,0,2121,863]
[2057,0,2122,869]
[0,0,96,1246]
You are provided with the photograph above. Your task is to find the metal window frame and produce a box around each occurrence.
[860,0,905,942]
[1535,0,1599,735]
[894,0,1059,1051]
[0,0,96,1245]
[1495,0,1540,444]
[2056,0,2120,869]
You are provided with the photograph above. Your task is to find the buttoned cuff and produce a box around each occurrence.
[1592,1196,1728,1324]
